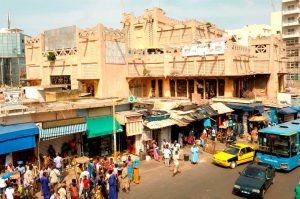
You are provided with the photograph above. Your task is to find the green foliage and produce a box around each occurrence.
[47,52,56,61]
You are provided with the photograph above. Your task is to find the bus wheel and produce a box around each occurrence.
[230,161,236,169]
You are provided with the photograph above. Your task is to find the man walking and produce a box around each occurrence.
[172,150,180,177]
[54,153,63,182]
[163,145,171,167]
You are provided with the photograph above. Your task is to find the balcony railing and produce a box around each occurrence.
[282,8,300,15]
[283,32,300,38]
[283,0,298,2]
[283,21,300,26]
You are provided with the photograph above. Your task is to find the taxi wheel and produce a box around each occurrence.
[230,161,236,169]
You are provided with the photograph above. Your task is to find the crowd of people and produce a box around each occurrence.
[0,152,141,199]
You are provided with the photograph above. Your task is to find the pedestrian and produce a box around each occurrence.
[295,182,300,199]
[82,175,90,199]
[79,168,90,197]
[57,182,67,199]
[108,170,117,199]
[4,183,14,199]
[95,180,104,199]
[12,184,21,198]
[211,128,216,141]
[126,156,133,182]
[53,153,63,182]
[24,164,34,197]
[191,143,199,164]
[88,158,95,179]
[40,172,50,199]
[49,186,56,199]
[16,161,25,182]
[172,150,180,177]
[120,163,129,193]
[49,165,60,192]
[69,179,79,199]
[178,133,183,148]
[152,140,159,161]
[163,144,171,167]
[133,158,140,184]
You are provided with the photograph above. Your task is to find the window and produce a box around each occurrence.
[50,75,71,86]
[177,79,187,97]
[287,73,299,80]
[286,38,299,47]
[287,62,299,69]
[288,17,296,23]
[287,28,295,35]
[218,79,225,96]
[287,49,298,57]
[255,45,267,53]
[288,5,295,11]
[170,80,175,97]
[246,147,254,153]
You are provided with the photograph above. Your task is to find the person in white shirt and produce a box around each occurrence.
[79,170,90,197]
[4,183,14,199]
[163,145,171,167]
[49,165,60,192]
[53,153,63,182]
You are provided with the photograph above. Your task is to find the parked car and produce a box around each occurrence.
[232,162,275,198]
[212,143,256,168]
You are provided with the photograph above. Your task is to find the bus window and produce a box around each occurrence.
[291,134,297,157]
[273,135,290,157]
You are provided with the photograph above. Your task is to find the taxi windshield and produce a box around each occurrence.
[224,146,239,155]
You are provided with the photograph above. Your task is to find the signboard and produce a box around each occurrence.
[3,90,22,106]
[42,117,86,129]
[181,41,225,57]
[128,96,135,103]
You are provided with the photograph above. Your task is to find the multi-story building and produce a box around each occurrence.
[282,0,300,87]
[0,26,27,86]
[124,8,286,101]
[25,24,129,98]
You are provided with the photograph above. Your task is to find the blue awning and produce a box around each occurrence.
[278,107,297,115]
[226,103,264,113]
[41,123,87,140]
[0,123,39,155]
[288,106,300,112]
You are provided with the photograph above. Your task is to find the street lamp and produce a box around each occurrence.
[112,98,123,160]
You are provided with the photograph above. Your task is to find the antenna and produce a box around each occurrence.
[7,12,11,29]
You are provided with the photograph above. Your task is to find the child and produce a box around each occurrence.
[82,175,90,199]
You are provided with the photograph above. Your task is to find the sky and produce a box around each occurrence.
[0,0,282,36]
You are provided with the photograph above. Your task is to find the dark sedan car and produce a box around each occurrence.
[232,162,275,198]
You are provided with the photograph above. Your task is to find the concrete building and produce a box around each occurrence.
[271,11,282,35]
[124,8,286,101]
[0,21,27,86]
[282,0,300,87]
[25,24,129,98]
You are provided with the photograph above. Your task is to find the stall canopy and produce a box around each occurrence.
[200,105,218,116]
[278,107,297,115]
[144,119,176,130]
[226,103,264,113]
[86,116,123,139]
[288,106,300,112]
[210,103,234,115]
[0,123,39,155]
[116,111,143,136]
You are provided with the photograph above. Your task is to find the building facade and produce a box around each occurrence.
[25,24,129,98]
[282,0,300,87]
[124,8,286,101]
[0,28,26,86]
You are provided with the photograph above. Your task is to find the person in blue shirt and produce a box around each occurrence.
[16,161,25,181]
[191,144,199,164]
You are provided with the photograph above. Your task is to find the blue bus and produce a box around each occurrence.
[256,119,300,171]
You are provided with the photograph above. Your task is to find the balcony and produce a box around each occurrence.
[283,0,298,2]
[283,32,300,38]
[282,8,300,15]
[283,21,300,26]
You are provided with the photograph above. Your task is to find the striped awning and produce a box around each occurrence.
[126,121,143,136]
[41,123,87,140]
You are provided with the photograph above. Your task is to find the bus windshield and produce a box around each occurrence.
[258,133,292,158]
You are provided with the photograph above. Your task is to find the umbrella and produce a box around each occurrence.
[248,116,267,122]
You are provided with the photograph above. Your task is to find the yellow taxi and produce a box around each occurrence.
[212,143,257,169]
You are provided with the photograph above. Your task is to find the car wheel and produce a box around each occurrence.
[260,189,265,199]
[230,161,236,169]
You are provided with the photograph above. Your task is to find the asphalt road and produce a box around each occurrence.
[119,152,300,199]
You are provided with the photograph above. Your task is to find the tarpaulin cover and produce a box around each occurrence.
[278,107,297,115]
[86,116,123,138]
[0,123,39,155]
[226,103,264,113]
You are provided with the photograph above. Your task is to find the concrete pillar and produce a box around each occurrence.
[203,79,206,99]
[164,79,170,97]
[216,79,219,97]
[243,112,248,134]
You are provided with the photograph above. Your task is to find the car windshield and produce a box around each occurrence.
[224,146,239,155]
[242,167,265,180]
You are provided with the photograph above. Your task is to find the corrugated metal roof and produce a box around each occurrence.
[210,103,234,115]
[144,119,176,130]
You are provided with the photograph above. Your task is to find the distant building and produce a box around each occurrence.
[282,0,300,87]
[271,11,282,35]
[124,8,286,101]
[0,16,27,86]
[226,24,272,46]
[25,24,129,98]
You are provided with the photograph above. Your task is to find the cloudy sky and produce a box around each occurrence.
[0,0,281,36]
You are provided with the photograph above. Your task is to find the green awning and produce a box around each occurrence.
[86,116,123,138]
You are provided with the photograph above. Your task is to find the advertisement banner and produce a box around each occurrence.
[182,41,225,57]
[3,90,22,106]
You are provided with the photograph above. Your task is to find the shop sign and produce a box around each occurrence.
[42,117,86,129]
[181,41,225,57]
[3,90,22,106]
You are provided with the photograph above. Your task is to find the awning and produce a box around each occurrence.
[226,103,264,113]
[144,119,176,130]
[289,106,300,112]
[41,123,87,140]
[0,123,39,155]
[86,116,123,139]
[200,105,218,116]
[248,116,268,122]
[210,103,234,115]
[278,107,297,115]
[126,121,143,136]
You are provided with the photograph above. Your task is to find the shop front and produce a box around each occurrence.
[0,123,39,166]
[116,111,143,155]
[85,116,123,156]
[39,117,87,159]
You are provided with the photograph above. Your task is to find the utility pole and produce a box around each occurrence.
[113,100,117,160]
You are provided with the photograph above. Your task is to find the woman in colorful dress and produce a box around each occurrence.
[152,140,159,161]
[126,156,133,182]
